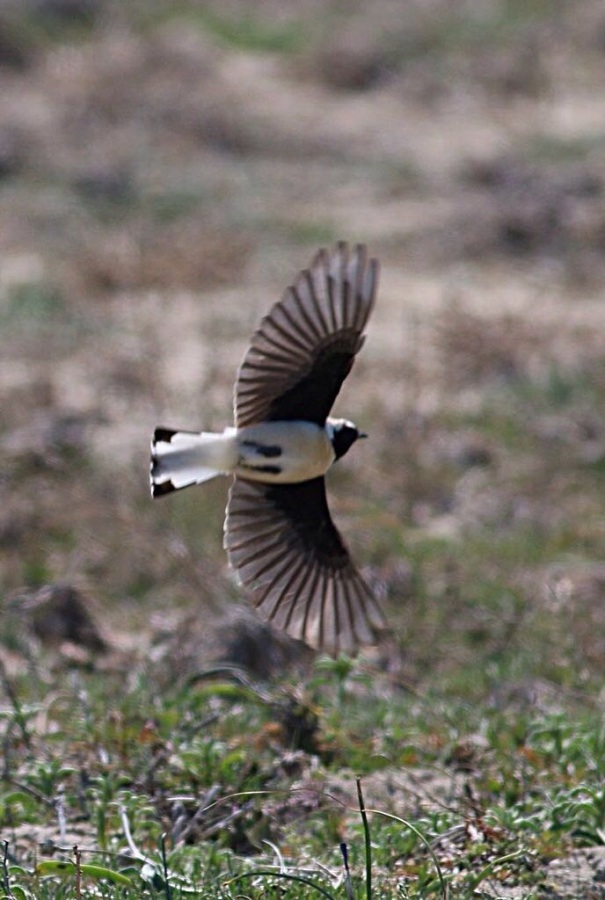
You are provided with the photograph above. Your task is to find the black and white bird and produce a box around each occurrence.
[150,242,385,654]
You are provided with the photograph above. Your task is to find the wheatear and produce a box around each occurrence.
[150,242,385,654]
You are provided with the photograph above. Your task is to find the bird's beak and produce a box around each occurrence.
[358,431,368,439]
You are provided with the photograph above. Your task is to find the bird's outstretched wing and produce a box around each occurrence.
[224,476,385,654]
[234,242,378,427]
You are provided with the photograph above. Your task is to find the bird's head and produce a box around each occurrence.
[326,417,367,461]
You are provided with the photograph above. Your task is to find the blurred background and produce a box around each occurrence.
[1,0,605,695]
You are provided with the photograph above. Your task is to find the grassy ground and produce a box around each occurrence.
[1,1,605,896]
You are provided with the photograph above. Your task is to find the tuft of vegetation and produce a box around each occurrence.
[1,644,605,897]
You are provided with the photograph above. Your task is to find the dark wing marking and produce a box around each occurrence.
[234,242,378,427]
[151,479,177,497]
[224,476,385,654]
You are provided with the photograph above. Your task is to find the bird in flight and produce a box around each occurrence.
[150,242,385,654]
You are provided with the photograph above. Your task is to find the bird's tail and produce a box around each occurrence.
[150,427,237,497]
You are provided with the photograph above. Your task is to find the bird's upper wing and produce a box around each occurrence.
[224,476,385,654]
[234,242,378,427]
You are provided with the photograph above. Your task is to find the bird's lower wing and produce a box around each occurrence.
[224,477,385,654]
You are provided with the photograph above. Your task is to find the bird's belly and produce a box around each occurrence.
[234,421,334,484]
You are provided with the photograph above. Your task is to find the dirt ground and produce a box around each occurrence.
[1,2,605,894]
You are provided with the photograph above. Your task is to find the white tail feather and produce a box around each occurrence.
[150,428,237,497]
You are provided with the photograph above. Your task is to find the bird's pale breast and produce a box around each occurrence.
[234,421,334,484]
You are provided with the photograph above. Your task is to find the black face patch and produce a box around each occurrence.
[241,440,282,458]
[331,424,360,460]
